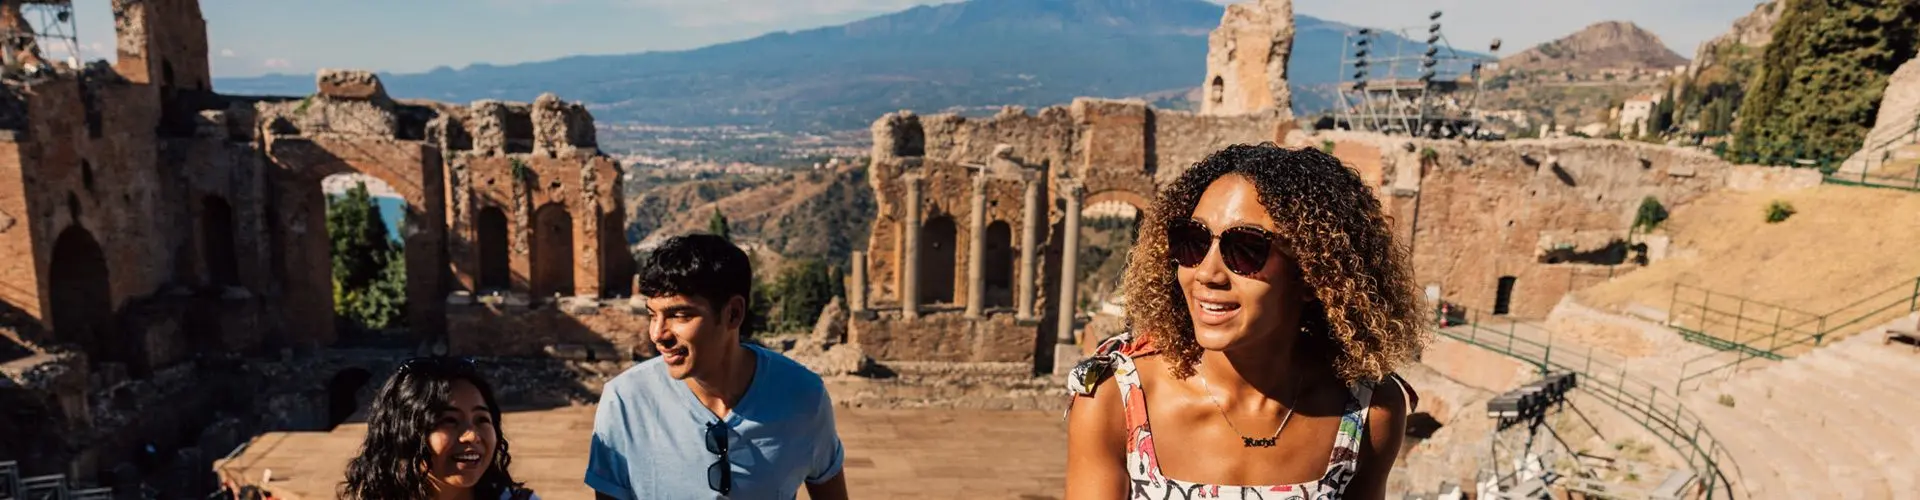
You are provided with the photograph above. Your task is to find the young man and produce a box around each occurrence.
[586,234,848,499]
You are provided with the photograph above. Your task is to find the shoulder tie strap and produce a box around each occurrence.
[1064,331,1137,397]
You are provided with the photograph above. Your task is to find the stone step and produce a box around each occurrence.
[1783,356,1920,499]
[1796,350,1920,453]
[1690,398,1795,499]
[1741,363,1895,500]
[1723,382,1868,498]
[1841,341,1920,375]
[1827,343,1920,388]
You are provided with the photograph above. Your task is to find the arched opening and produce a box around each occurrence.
[532,203,575,298]
[477,206,510,293]
[919,216,957,305]
[1081,201,1141,313]
[893,121,925,157]
[600,210,635,298]
[326,368,373,429]
[1210,76,1226,105]
[202,196,241,286]
[49,226,120,369]
[984,220,1015,308]
[1494,276,1518,316]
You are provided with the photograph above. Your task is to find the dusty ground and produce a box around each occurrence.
[1577,184,1920,344]
[217,404,1068,500]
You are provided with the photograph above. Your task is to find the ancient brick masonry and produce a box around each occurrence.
[853,101,1288,369]
[0,0,634,488]
[1201,0,1294,118]
[852,104,1748,371]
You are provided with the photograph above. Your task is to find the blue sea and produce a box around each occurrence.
[374,197,406,246]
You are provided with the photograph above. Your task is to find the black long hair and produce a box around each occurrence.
[340,357,522,499]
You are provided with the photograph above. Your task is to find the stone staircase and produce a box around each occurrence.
[1683,331,1920,500]
[0,461,113,500]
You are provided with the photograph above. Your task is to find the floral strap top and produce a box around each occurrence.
[1067,333,1408,500]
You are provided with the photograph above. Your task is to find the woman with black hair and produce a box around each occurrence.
[341,357,537,500]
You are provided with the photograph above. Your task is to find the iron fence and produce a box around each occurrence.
[1434,305,1744,500]
[1673,277,1920,392]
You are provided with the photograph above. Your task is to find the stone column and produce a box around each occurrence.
[1016,177,1042,321]
[849,251,868,314]
[965,174,989,318]
[901,174,923,319]
[1056,179,1084,345]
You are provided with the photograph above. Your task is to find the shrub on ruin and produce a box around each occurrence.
[1633,196,1668,232]
[1765,200,1796,223]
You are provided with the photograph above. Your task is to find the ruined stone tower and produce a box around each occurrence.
[111,0,211,91]
[1200,0,1294,118]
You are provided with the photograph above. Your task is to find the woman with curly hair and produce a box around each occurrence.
[341,357,537,500]
[1065,143,1427,499]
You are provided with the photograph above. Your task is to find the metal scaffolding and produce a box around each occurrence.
[1331,11,1501,139]
[1,0,81,73]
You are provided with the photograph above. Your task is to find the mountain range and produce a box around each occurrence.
[214,0,1466,132]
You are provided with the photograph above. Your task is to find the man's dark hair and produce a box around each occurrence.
[638,234,753,332]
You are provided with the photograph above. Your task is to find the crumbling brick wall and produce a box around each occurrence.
[862,98,1288,363]
[1319,132,1734,318]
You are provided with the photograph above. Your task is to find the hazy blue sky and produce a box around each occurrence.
[60,0,1759,78]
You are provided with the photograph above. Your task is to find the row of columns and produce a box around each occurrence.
[866,173,1083,337]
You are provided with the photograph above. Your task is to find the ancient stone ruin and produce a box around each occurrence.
[0,0,636,493]
[1201,0,1294,117]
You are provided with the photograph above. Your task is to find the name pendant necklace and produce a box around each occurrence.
[1199,372,1300,448]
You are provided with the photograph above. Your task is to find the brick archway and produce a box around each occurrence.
[920,215,958,304]
[48,225,121,370]
[477,206,510,292]
[1086,190,1153,216]
[533,203,575,298]
[202,196,241,286]
[266,137,447,345]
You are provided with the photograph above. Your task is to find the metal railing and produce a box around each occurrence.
[1435,305,1744,500]
[1823,167,1920,192]
[1831,111,1920,191]
[1673,277,1920,392]
[0,461,113,500]
[1668,284,1822,359]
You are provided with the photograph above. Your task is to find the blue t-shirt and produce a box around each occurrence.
[585,343,843,499]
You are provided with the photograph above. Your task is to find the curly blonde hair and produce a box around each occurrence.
[1123,143,1427,384]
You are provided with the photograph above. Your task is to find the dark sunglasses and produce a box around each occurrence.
[1166,218,1283,276]
[705,421,732,494]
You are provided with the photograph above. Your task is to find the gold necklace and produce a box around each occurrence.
[1198,371,1299,448]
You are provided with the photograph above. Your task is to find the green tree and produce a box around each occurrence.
[768,259,836,333]
[1731,0,1920,163]
[327,181,407,330]
[708,208,732,242]
[1648,88,1675,137]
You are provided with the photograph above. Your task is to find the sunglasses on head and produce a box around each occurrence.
[1166,218,1283,276]
[705,421,732,494]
